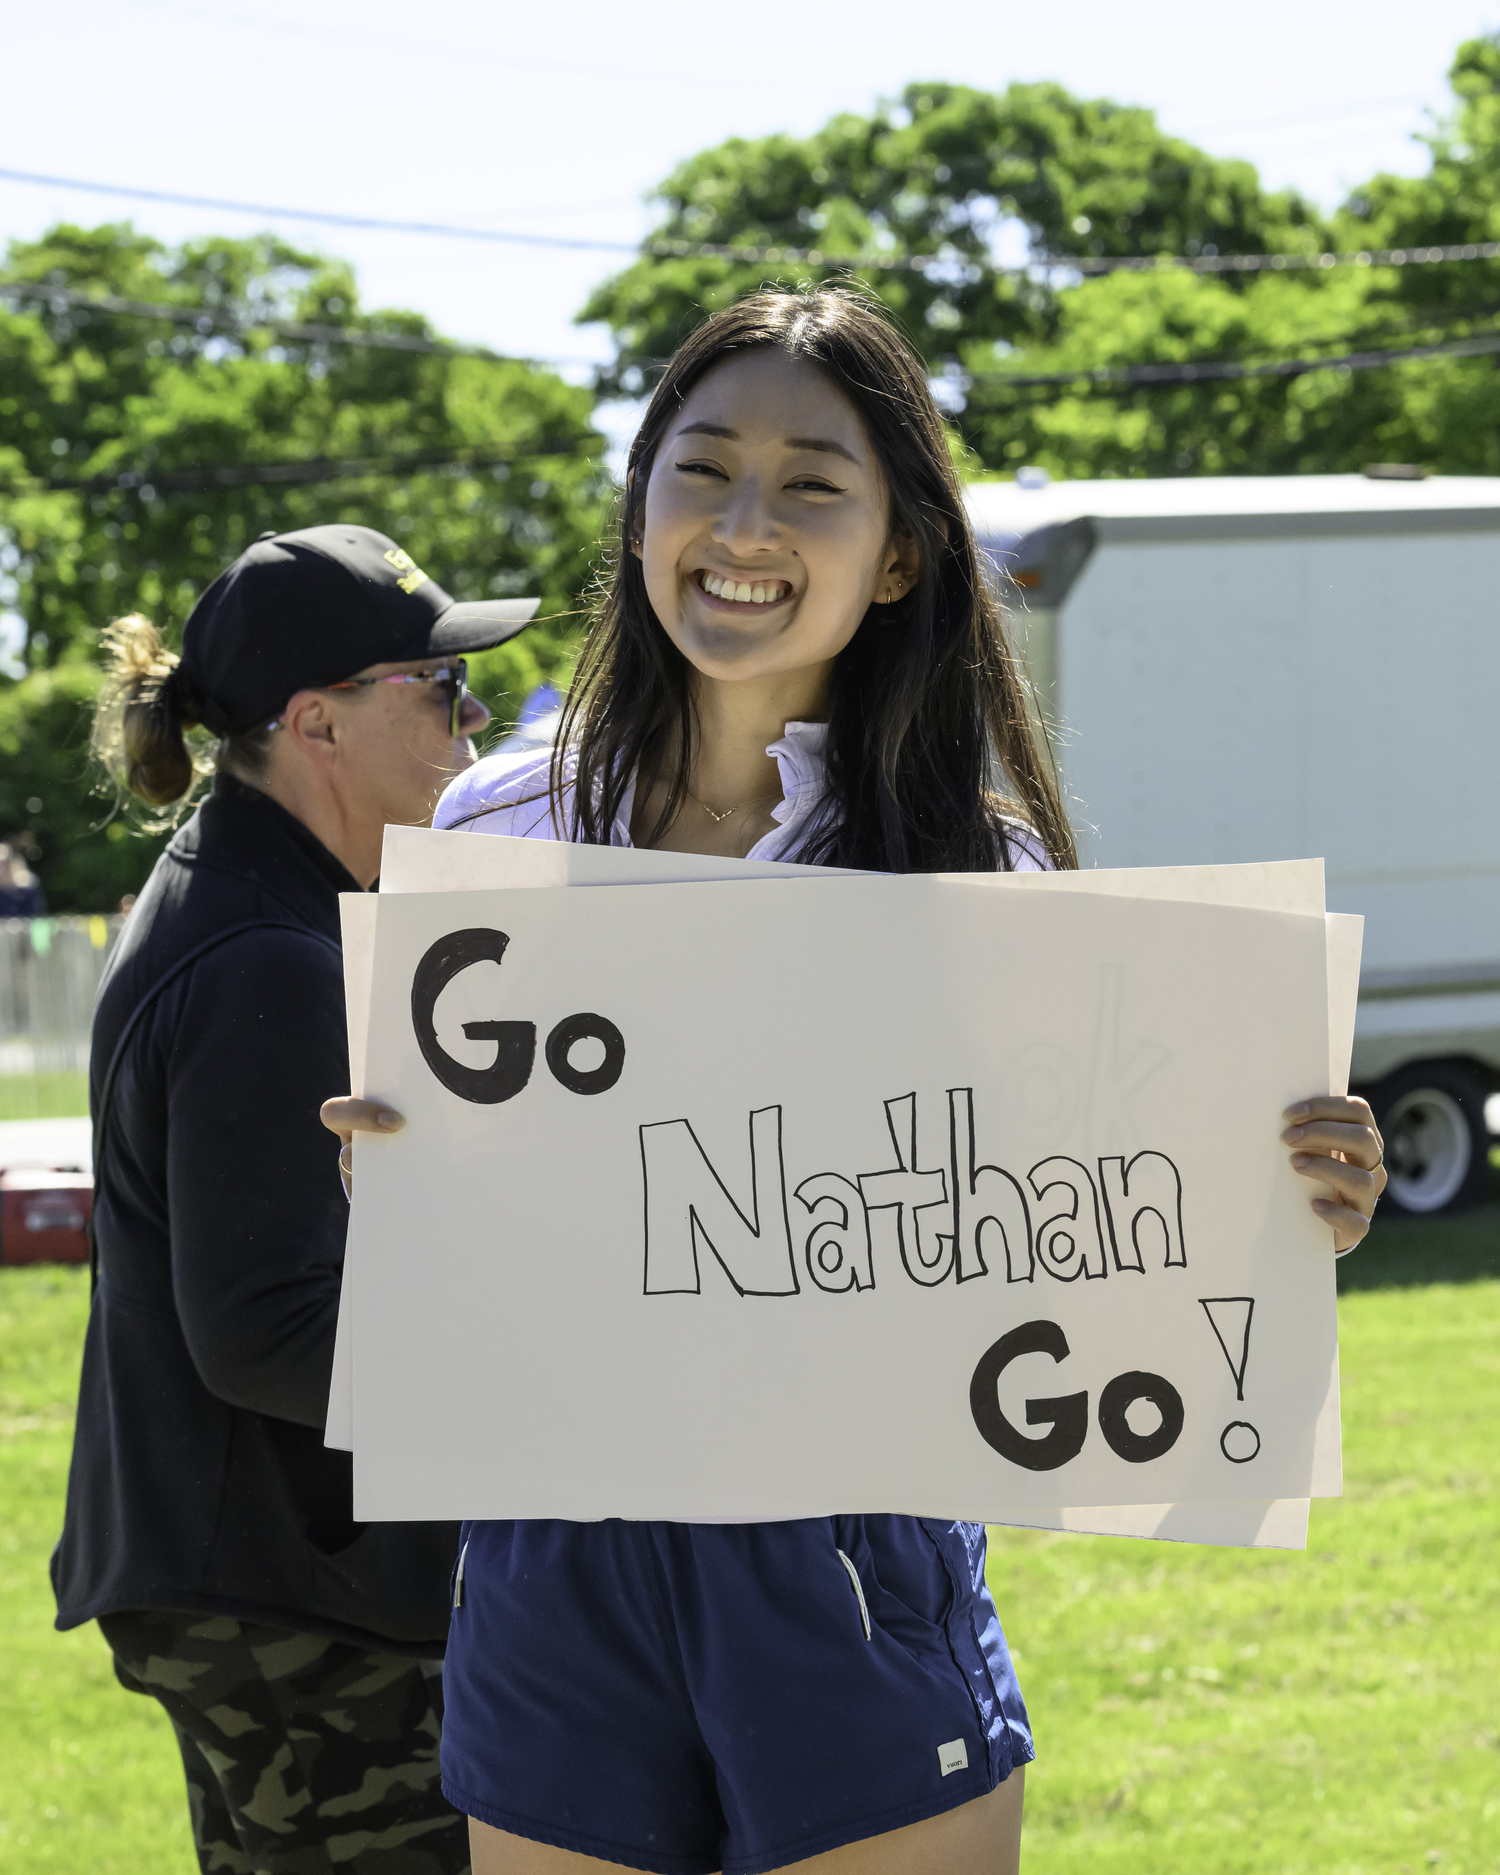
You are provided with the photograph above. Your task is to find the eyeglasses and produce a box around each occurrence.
[270,660,471,737]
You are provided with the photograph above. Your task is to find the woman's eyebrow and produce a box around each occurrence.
[786,435,859,463]
[674,418,860,465]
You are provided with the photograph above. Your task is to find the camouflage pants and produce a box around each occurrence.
[100,1609,471,1875]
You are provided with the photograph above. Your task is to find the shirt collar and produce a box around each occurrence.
[600,720,825,847]
[606,720,830,846]
[208,771,365,895]
[766,720,829,829]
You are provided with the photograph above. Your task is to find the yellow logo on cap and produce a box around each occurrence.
[383,547,429,595]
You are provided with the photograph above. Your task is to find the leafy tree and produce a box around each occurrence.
[581,56,1500,480]
[0,223,610,909]
[1319,33,1500,475]
[580,80,1329,393]
[955,266,1455,479]
[1343,36,1500,297]
[972,36,1500,479]
[0,663,159,913]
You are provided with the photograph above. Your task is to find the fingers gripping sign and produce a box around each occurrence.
[321,1098,405,1197]
[1281,1094,1387,1253]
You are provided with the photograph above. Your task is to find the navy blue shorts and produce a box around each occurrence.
[440,1516,1032,1875]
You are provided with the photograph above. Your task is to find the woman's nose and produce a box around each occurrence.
[711,479,779,552]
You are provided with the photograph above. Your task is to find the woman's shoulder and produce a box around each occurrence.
[435,746,573,838]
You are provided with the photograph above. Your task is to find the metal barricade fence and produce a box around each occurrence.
[0,916,124,1078]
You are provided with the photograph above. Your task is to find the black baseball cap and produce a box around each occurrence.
[178,524,540,736]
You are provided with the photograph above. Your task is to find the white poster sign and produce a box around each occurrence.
[330,845,1357,1548]
[345,875,1335,1526]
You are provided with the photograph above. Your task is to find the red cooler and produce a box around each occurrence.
[0,1170,94,1265]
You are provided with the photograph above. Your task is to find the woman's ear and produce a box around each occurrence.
[279,688,338,755]
[873,533,921,603]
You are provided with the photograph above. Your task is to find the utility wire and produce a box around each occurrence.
[964,327,1500,392]
[14,318,1495,500]
[7,437,602,499]
[5,293,1497,501]
[0,277,519,362]
[959,293,1500,381]
[4,329,1496,501]
[637,237,1500,279]
[8,273,1498,391]
[0,167,642,257]
[4,163,1500,278]
[101,0,856,101]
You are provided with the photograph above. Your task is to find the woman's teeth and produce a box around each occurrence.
[699,573,789,605]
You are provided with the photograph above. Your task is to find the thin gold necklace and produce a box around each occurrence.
[684,782,782,825]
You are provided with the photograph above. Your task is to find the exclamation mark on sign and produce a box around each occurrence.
[1199,1296,1260,1463]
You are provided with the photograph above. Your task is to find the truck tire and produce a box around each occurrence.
[1369,1063,1491,1216]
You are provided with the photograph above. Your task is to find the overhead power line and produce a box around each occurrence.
[104,0,856,101]
[0,277,518,363]
[0,167,642,258]
[8,276,1495,392]
[10,321,1494,502]
[966,327,1500,392]
[637,238,1500,280]
[6,437,601,500]
[4,163,1500,279]
[3,292,1496,504]
[3,329,1496,502]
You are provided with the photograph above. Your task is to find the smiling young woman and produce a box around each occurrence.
[621,346,923,857]
[325,288,1387,1875]
[549,289,1076,873]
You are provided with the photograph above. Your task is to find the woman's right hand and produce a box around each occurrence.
[320,1097,405,1196]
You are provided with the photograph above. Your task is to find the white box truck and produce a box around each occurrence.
[966,472,1500,1216]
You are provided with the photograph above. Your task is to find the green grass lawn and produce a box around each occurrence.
[0,1074,90,1122]
[996,1195,1500,1874]
[0,1268,193,1870]
[1,1203,1497,1873]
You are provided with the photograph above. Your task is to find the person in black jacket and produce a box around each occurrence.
[53,525,538,1875]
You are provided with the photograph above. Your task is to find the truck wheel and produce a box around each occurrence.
[1369,1064,1491,1215]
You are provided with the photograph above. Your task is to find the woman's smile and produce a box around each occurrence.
[692,569,796,610]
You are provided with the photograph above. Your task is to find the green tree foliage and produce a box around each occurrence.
[581,79,1327,393]
[1345,36,1500,285]
[0,664,164,912]
[581,52,1500,480]
[1322,34,1500,473]
[0,224,611,909]
[973,38,1500,478]
[957,268,1440,479]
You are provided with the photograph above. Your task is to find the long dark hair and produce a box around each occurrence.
[557,286,1076,872]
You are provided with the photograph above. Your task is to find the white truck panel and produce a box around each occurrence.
[1056,528,1500,979]
[968,477,1500,1120]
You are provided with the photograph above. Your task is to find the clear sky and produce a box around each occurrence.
[2,0,1497,375]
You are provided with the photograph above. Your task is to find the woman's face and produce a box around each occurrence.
[637,349,913,690]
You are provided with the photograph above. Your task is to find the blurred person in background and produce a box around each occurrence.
[52,525,536,1875]
[0,839,46,917]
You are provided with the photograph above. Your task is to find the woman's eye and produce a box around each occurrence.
[675,459,728,479]
[788,477,842,493]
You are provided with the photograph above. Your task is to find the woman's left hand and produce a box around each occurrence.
[1282,1095,1386,1253]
